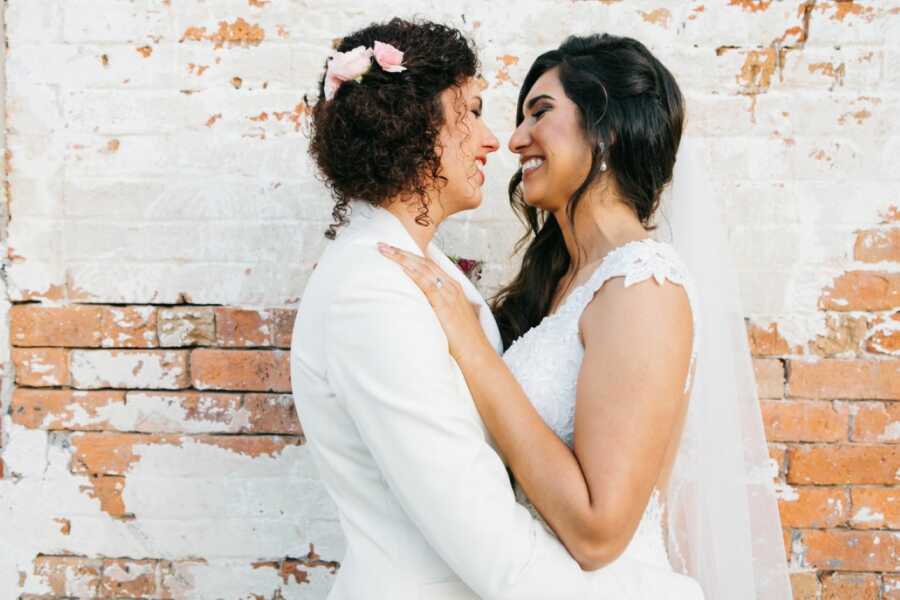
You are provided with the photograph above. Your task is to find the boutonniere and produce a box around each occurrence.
[448,256,483,284]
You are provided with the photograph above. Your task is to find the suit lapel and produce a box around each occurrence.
[348,201,503,355]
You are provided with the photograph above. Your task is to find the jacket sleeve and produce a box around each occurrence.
[324,249,699,600]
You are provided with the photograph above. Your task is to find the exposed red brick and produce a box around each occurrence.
[99,306,158,348]
[736,47,781,94]
[10,305,101,347]
[821,572,879,599]
[819,271,900,311]
[100,559,159,596]
[727,0,774,12]
[787,444,900,485]
[70,433,177,475]
[198,434,303,458]
[158,307,215,347]
[191,349,291,392]
[79,474,130,518]
[787,359,900,400]
[867,312,900,356]
[790,571,819,600]
[10,389,125,430]
[12,348,69,387]
[250,544,339,585]
[800,529,898,572]
[32,555,102,597]
[754,358,785,398]
[851,401,900,443]
[272,308,296,348]
[855,228,900,263]
[747,321,795,356]
[761,400,848,442]
[70,432,302,475]
[215,308,271,347]
[243,394,302,435]
[778,486,848,528]
[809,315,868,357]
[850,487,899,529]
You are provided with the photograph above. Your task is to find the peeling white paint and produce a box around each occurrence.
[851,507,885,525]
[774,482,798,502]
[69,350,185,389]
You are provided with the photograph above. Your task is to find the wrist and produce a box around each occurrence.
[453,335,498,371]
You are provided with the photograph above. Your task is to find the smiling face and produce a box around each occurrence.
[508,67,594,212]
[434,77,501,215]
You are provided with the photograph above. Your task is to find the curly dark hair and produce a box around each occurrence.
[308,18,479,239]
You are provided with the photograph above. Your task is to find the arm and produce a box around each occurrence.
[379,245,694,570]
[326,249,612,599]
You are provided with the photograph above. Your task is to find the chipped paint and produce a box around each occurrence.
[639,8,670,28]
[727,0,773,12]
[737,48,781,94]
[180,18,265,49]
[494,54,519,87]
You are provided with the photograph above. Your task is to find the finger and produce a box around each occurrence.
[378,244,450,291]
[377,243,430,271]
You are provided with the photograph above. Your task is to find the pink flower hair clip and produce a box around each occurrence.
[324,41,406,101]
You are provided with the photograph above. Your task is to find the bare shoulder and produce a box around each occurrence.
[580,275,693,351]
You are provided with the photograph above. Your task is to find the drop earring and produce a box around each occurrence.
[598,141,608,172]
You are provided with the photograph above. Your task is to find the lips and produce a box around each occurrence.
[474,157,487,185]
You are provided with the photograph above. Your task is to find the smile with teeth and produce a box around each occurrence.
[522,157,545,176]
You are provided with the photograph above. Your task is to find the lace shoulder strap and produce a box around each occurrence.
[570,239,700,391]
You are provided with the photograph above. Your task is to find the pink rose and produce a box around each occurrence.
[373,41,406,73]
[324,45,374,100]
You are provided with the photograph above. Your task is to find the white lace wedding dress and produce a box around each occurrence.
[504,238,703,594]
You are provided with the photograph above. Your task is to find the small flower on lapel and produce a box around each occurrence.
[448,256,484,284]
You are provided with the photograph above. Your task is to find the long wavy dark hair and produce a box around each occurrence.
[491,34,685,349]
[308,19,479,239]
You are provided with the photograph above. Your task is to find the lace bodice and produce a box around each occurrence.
[504,238,699,568]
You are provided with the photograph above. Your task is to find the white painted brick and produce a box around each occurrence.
[69,350,188,389]
[62,0,175,44]
[5,0,64,44]
[6,84,64,134]
[677,0,807,47]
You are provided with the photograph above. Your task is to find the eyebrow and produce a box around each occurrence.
[524,94,554,113]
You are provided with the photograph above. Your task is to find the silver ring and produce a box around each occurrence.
[435,276,444,289]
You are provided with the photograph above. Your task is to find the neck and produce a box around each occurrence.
[383,195,447,253]
[552,188,648,271]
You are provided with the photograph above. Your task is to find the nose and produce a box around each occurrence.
[482,124,500,155]
[508,120,529,155]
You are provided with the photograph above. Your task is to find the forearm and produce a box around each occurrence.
[457,343,615,567]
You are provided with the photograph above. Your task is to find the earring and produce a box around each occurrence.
[600,161,608,172]
[598,140,607,172]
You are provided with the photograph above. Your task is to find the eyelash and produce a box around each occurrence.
[533,108,549,120]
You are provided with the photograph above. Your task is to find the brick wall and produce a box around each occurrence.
[1,0,898,598]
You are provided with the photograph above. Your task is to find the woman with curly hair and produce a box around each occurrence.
[291,18,701,600]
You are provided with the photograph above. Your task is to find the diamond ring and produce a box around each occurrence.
[435,276,444,289]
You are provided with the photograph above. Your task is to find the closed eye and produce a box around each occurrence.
[533,107,549,120]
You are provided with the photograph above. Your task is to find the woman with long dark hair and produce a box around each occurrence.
[382,33,791,599]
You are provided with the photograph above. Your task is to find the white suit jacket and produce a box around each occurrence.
[290,203,703,600]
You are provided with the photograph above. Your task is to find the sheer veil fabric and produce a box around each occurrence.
[652,136,793,599]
